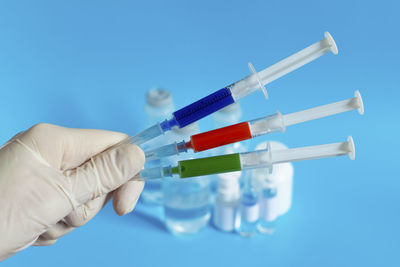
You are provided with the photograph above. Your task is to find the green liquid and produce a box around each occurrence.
[173,153,242,178]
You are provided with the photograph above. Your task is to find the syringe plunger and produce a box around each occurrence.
[269,136,355,164]
[229,32,338,101]
[283,90,364,126]
[240,136,355,172]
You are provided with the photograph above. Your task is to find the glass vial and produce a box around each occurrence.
[141,88,175,205]
[212,102,247,233]
[163,123,211,235]
[213,171,241,232]
[258,186,278,234]
[237,171,260,237]
[255,141,294,234]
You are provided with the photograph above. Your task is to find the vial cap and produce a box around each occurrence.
[146,88,173,107]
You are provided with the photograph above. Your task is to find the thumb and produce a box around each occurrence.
[63,143,145,205]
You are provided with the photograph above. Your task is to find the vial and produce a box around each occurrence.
[212,102,247,233]
[163,123,211,235]
[141,88,175,205]
[237,171,260,237]
[254,141,294,234]
[258,186,278,234]
[213,171,241,232]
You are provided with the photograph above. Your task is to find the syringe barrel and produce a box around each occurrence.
[248,112,285,137]
[176,153,242,178]
[189,122,252,152]
[163,87,235,130]
[240,149,273,171]
[128,123,164,146]
[144,141,187,160]
[140,166,174,179]
[229,75,260,101]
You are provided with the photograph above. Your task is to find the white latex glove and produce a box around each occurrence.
[0,123,145,261]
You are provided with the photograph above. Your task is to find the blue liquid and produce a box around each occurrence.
[160,88,235,132]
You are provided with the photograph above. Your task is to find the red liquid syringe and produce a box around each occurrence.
[144,91,363,161]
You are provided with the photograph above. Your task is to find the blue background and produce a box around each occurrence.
[1,0,399,266]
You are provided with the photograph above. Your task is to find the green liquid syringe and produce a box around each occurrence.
[139,136,355,180]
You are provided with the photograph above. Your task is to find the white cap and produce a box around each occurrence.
[145,88,175,125]
[146,88,173,107]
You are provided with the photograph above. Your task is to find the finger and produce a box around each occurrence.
[38,220,75,241]
[64,194,110,227]
[0,131,25,149]
[58,129,129,170]
[113,180,145,216]
[64,143,145,205]
[19,123,130,170]
[32,237,57,246]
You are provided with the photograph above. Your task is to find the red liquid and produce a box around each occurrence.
[186,122,252,152]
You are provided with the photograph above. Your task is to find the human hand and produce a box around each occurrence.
[0,123,145,260]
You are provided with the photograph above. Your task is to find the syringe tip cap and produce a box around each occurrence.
[324,32,338,55]
[354,90,364,115]
[347,136,356,160]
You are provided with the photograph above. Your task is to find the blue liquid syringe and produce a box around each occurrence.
[129,32,338,146]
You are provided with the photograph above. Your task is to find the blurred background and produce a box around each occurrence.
[0,0,399,266]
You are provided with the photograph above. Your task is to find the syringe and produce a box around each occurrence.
[145,91,363,160]
[139,137,355,180]
[127,32,338,146]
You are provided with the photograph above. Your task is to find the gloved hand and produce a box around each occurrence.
[0,123,145,261]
